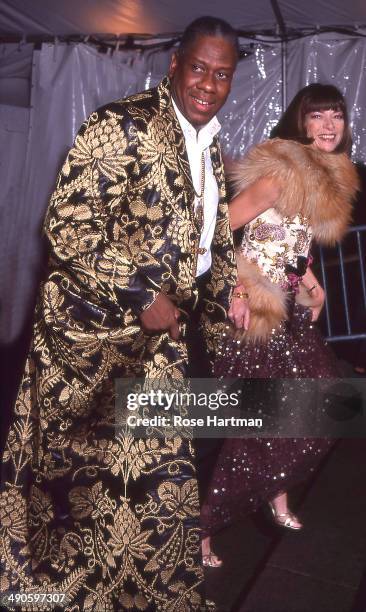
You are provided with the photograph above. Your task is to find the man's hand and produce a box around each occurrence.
[140,292,180,340]
[228,285,250,330]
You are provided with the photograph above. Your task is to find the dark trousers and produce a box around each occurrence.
[186,271,224,505]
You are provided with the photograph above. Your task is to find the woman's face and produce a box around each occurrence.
[304,108,345,152]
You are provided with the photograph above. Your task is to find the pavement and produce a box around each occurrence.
[204,439,366,612]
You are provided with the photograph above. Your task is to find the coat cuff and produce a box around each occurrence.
[127,273,160,317]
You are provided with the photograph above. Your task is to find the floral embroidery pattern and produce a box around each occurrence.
[0,78,236,610]
[241,209,313,285]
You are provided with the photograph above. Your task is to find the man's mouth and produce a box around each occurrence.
[191,95,214,109]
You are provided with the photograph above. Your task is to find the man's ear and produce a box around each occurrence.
[168,51,179,78]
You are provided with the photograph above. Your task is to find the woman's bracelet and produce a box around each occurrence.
[233,291,249,299]
[307,284,317,295]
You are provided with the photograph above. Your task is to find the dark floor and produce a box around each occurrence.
[204,438,366,612]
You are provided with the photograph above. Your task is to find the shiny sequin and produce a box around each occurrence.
[200,297,337,537]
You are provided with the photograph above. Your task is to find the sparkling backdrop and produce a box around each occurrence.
[218,44,283,159]
[287,36,366,163]
[137,35,366,163]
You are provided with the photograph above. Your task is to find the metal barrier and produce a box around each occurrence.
[318,224,366,342]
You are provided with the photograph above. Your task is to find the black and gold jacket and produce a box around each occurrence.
[0,78,236,611]
[44,76,236,355]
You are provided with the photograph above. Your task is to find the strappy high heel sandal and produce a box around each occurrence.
[202,551,223,568]
[269,502,303,530]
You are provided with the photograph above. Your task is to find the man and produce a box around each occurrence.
[0,17,238,611]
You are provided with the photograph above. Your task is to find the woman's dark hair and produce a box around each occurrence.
[271,83,352,154]
[178,16,240,60]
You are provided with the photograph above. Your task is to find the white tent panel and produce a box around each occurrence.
[0,104,29,340]
[1,0,366,37]
[1,0,277,36]
[280,0,366,28]
[0,43,33,106]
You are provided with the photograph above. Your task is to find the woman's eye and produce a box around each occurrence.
[334,114,344,120]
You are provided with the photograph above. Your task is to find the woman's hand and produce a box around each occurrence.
[300,266,325,322]
[229,285,250,330]
[308,285,325,321]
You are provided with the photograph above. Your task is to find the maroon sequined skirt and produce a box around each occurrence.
[201,301,338,537]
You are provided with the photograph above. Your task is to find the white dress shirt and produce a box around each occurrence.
[172,99,221,277]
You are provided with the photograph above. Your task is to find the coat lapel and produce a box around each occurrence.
[157,77,194,201]
[210,135,227,207]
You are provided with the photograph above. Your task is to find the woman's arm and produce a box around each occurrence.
[228,177,281,329]
[228,178,281,328]
[229,177,282,231]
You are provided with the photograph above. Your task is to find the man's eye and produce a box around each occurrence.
[217,72,228,80]
[192,64,203,72]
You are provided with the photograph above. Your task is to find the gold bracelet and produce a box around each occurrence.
[233,291,249,299]
[307,284,317,294]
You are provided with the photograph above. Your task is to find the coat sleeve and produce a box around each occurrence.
[43,107,159,319]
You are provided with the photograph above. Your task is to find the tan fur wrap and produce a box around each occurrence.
[230,138,359,245]
[232,139,359,342]
[235,255,288,342]
[235,253,328,342]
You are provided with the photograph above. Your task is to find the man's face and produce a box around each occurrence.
[169,34,237,129]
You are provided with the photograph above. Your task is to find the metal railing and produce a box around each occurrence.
[318,224,366,342]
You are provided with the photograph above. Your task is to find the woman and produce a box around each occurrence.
[201,84,359,567]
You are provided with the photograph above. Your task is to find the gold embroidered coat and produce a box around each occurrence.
[0,78,236,611]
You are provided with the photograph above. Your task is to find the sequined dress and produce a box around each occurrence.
[201,209,338,536]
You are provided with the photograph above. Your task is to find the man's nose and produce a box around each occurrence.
[199,72,216,91]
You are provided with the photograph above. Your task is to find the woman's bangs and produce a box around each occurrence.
[303,98,344,115]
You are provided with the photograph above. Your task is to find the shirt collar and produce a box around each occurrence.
[172,98,221,150]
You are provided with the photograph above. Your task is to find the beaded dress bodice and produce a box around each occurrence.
[238,208,313,285]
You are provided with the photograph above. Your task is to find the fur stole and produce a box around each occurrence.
[231,139,359,343]
[230,138,359,244]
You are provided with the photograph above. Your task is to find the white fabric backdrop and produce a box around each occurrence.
[0,105,29,340]
[1,34,366,343]
[2,0,366,35]
[0,43,34,106]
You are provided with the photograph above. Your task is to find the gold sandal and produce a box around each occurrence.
[269,502,303,531]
